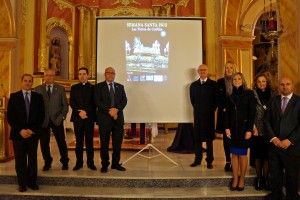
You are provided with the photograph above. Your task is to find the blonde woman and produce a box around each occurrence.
[224,72,256,191]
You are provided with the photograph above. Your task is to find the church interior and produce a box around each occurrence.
[0,0,300,199]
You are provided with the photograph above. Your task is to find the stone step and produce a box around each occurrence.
[0,184,269,200]
[0,174,257,188]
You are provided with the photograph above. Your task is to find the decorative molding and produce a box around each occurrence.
[52,0,73,10]
[46,18,73,42]
[99,6,152,16]
[219,35,255,42]
[176,0,190,7]
[20,0,27,26]
[111,0,141,6]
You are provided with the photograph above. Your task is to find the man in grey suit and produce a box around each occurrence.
[265,76,300,200]
[35,69,69,171]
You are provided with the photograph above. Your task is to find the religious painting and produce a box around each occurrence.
[49,37,62,75]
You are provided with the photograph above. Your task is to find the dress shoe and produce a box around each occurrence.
[88,164,97,171]
[111,164,126,171]
[224,163,232,172]
[254,177,263,190]
[72,164,83,171]
[101,167,108,173]
[42,160,52,171]
[62,164,69,170]
[207,163,213,169]
[28,184,39,190]
[190,162,201,167]
[18,186,27,192]
[42,163,52,171]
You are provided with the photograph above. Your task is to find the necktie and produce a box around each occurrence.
[24,92,30,121]
[47,85,51,98]
[109,83,115,107]
[281,96,288,113]
[201,80,205,85]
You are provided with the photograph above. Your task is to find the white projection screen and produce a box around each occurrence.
[96,17,203,123]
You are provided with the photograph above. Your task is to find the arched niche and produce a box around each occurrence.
[239,1,280,87]
[46,18,73,79]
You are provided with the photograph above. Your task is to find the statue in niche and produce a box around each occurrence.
[49,37,61,75]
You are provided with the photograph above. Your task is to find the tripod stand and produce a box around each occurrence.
[122,142,179,166]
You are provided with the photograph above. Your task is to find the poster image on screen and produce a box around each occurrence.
[125,22,169,83]
[96,18,203,123]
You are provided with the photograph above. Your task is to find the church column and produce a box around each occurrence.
[78,6,85,68]
[205,0,218,80]
[90,8,98,79]
[38,0,48,72]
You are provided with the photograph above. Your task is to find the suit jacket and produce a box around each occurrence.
[216,78,227,133]
[94,81,127,126]
[35,83,68,127]
[70,82,95,122]
[224,87,256,148]
[190,78,217,140]
[264,94,300,156]
[7,90,45,141]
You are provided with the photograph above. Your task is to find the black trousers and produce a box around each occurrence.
[268,146,300,200]
[40,121,69,165]
[98,122,124,167]
[223,132,231,163]
[13,137,38,187]
[73,119,95,165]
[193,131,214,164]
[130,123,146,144]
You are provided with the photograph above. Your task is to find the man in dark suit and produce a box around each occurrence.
[94,67,127,173]
[190,64,217,169]
[7,74,45,192]
[265,76,300,200]
[70,67,96,171]
[35,69,69,171]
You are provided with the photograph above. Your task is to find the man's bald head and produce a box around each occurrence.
[279,76,294,96]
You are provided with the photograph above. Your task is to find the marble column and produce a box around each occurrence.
[78,6,86,68]
[38,0,48,72]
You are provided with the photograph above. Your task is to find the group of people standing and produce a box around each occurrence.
[7,67,127,192]
[190,62,300,199]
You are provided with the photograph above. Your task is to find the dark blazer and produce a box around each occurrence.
[264,94,300,155]
[216,78,227,133]
[190,78,217,140]
[94,81,127,126]
[70,82,95,122]
[7,90,45,141]
[35,83,68,127]
[224,87,256,148]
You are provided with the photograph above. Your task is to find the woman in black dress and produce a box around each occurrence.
[252,73,274,190]
[224,72,256,191]
[216,61,235,171]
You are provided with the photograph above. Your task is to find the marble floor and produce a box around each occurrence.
[0,129,256,178]
[0,129,271,199]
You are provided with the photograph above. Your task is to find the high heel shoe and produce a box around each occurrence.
[229,178,238,191]
[230,185,237,191]
[236,186,244,191]
[237,177,245,191]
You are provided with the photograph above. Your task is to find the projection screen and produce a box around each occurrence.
[96,17,203,123]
